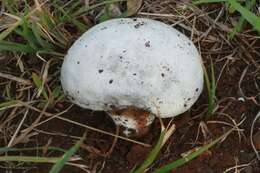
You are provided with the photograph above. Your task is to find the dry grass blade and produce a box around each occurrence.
[0,1,48,40]
[7,109,29,147]
[127,0,143,16]
[11,102,49,146]
[56,116,151,147]
[238,66,260,106]
[1,100,151,147]
[250,111,260,160]
[0,72,32,85]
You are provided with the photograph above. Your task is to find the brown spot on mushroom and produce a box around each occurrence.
[123,50,127,53]
[184,103,187,107]
[187,98,191,101]
[98,69,104,73]
[133,18,137,21]
[133,73,137,76]
[161,73,165,77]
[196,88,199,92]
[100,27,107,30]
[77,61,80,64]
[145,41,151,47]
[109,79,113,84]
[134,22,144,29]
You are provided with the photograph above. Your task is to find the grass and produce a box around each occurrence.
[131,120,235,173]
[228,0,257,39]
[49,133,86,173]
[203,59,218,117]
[152,128,234,173]
[0,0,259,172]
[131,119,176,173]
[194,0,260,37]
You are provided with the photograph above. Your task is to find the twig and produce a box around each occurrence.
[7,109,29,147]
[250,111,260,160]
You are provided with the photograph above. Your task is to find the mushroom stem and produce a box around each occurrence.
[108,107,155,137]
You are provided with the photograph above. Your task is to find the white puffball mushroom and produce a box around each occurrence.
[61,18,203,136]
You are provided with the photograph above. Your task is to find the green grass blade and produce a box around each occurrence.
[0,146,66,154]
[38,11,67,47]
[202,59,217,117]
[207,60,217,116]
[227,0,260,32]
[203,66,212,115]
[132,131,166,173]
[0,156,61,163]
[58,0,82,22]
[50,1,88,32]
[52,86,62,99]
[0,100,20,109]
[31,22,53,50]
[129,165,137,173]
[71,19,88,32]
[21,20,39,49]
[3,0,18,14]
[32,72,49,100]
[194,0,260,32]
[72,0,126,17]
[49,133,86,173]
[229,0,256,39]
[0,21,21,41]
[0,41,35,53]
[193,0,226,4]
[152,129,234,173]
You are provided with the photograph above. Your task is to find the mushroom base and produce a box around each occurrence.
[107,106,155,137]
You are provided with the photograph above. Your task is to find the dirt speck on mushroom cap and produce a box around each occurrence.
[61,18,204,118]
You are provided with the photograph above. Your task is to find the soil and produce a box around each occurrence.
[0,1,260,173]
[4,78,260,173]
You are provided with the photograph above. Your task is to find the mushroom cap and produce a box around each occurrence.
[61,18,203,118]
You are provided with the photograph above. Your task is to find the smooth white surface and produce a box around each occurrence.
[61,18,204,118]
